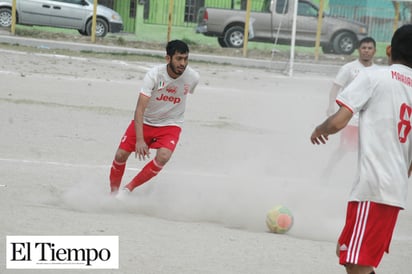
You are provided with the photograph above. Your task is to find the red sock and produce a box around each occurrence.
[126,159,163,191]
[109,160,126,193]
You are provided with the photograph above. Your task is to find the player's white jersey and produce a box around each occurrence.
[140,64,200,127]
[336,64,412,209]
[334,59,374,88]
[334,59,379,126]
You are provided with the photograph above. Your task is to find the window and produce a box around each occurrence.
[52,0,85,5]
[276,0,289,14]
[297,2,318,17]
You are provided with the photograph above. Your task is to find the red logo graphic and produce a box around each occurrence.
[184,84,190,95]
[156,94,181,104]
[166,85,177,94]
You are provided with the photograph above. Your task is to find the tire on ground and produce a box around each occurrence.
[86,18,108,37]
[0,8,12,28]
[332,31,357,55]
[224,25,244,48]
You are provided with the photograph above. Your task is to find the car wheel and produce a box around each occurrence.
[78,29,87,36]
[86,18,108,37]
[0,8,12,28]
[217,37,227,47]
[332,32,357,55]
[224,26,244,48]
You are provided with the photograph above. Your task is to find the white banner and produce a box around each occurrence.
[6,236,119,269]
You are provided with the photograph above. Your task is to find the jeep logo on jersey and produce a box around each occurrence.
[156,94,181,104]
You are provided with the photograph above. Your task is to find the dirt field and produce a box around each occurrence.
[0,45,411,274]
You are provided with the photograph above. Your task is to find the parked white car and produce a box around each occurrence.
[0,0,123,37]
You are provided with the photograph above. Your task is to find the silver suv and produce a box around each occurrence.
[0,0,123,37]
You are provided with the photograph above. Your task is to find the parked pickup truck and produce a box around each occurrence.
[0,0,123,37]
[196,0,368,54]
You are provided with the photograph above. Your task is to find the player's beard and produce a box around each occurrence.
[361,55,371,62]
[168,62,185,76]
[360,52,373,63]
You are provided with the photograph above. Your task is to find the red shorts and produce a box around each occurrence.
[118,120,181,152]
[340,125,358,151]
[338,201,400,268]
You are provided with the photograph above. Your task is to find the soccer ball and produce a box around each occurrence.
[265,205,293,234]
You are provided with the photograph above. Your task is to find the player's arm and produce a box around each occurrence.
[311,106,353,145]
[326,83,342,116]
[134,93,150,160]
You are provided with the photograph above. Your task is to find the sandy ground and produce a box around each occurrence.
[1,47,412,274]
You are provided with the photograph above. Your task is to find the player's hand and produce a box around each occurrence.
[135,140,150,160]
[310,128,329,145]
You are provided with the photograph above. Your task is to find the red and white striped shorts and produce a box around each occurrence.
[338,201,400,267]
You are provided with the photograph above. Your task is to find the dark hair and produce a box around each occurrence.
[359,37,376,48]
[391,24,412,67]
[166,40,189,57]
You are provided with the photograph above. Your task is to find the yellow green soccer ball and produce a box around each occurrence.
[265,205,294,234]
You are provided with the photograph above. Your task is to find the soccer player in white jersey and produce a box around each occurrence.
[322,38,377,179]
[109,40,200,196]
[311,24,412,274]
